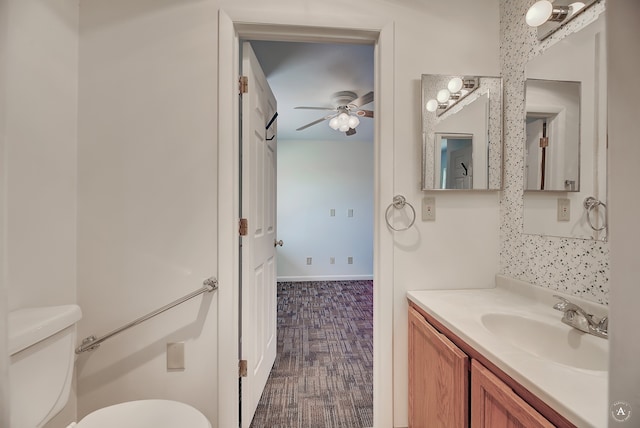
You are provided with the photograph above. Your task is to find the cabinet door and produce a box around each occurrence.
[471,360,554,428]
[408,306,469,428]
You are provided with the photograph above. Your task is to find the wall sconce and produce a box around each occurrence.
[526,0,597,40]
[425,77,478,116]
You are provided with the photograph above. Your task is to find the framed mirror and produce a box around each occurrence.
[523,11,607,240]
[421,75,502,191]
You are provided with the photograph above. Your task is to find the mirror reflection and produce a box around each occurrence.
[435,133,473,189]
[523,11,606,240]
[525,79,581,191]
[422,75,502,191]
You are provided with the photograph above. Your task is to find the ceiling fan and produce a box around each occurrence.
[295,90,374,136]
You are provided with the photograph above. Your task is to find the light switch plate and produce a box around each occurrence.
[167,342,185,370]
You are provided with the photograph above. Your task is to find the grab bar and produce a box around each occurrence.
[76,277,218,354]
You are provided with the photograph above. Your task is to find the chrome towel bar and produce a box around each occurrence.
[76,277,218,354]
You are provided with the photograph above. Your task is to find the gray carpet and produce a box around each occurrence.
[249,280,374,428]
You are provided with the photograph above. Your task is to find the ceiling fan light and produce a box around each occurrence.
[339,124,350,132]
[329,117,339,130]
[437,89,451,103]
[348,116,360,128]
[448,77,464,93]
[338,112,349,123]
[426,99,439,112]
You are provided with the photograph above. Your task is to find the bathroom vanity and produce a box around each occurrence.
[407,275,608,428]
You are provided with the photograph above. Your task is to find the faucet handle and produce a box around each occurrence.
[597,316,608,332]
[553,295,571,311]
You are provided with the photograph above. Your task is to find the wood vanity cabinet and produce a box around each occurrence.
[408,303,570,428]
[471,360,554,428]
[408,305,469,427]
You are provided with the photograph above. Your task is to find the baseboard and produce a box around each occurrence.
[277,274,374,282]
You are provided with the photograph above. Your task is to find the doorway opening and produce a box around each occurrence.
[246,40,375,427]
[216,13,395,428]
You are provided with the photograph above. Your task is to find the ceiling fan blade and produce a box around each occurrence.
[296,113,336,131]
[355,109,374,118]
[348,91,374,108]
[345,128,357,136]
[294,106,337,111]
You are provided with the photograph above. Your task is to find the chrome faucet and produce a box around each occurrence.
[553,295,608,339]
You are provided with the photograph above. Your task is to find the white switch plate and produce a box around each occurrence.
[330,208,335,217]
[557,198,570,221]
[306,257,312,265]
[422,196,436,221]
[330,257,335,265]
[347,256,353,264]
[348,209,354,217]
[167,342,185,370]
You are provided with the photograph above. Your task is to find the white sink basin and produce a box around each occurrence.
[481,313,608,371]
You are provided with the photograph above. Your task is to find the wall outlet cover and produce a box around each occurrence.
[422,196,436,221]
[557,198,571,221]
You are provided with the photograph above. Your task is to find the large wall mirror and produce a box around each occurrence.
[422,75,502,190]
[523,11,607,240]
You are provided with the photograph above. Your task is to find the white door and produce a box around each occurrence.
[448,145,473,189]
[240,42,278,428]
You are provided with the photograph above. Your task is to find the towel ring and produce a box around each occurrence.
[385,195,416,231]
[583,196,607,232]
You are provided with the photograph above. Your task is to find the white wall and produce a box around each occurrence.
[608,1,640,425]
[77,0,219,423]
[0,0,9,425]
[2,1,79,426]
[78,1,500,427]
[277,139,374,281]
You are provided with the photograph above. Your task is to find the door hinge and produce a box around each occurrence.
[239,218,248,236]
[239,359,248,377]
[239,76,248,94]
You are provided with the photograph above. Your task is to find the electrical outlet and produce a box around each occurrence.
[422,196,436,221]
[306,257,312,265]
[557,198,570,221]
[330,257,335,265]
[347,256,353,265]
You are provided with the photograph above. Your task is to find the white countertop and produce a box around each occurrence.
[407,275,608,428]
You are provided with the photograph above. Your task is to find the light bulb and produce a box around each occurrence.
[329,117,339,130]
[436,89,451,103]
[339,124,350,132]
[447,77,463,93]
[569,2,585,15]
[338,112,349,123]
[526,0,553,27]
[426,99,438,112]
[348,116,360,128]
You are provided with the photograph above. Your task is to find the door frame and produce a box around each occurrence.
[217,9,395,427]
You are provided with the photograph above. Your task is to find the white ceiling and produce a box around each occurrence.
[250,41,375,142]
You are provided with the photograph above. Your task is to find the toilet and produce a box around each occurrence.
[9,305,211,428]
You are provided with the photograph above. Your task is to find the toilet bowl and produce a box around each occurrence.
[67,400,211,428]
[9,305,211,428]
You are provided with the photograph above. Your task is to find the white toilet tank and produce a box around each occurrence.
[9,304,82,428]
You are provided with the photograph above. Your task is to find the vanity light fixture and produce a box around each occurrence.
[526,1,588,33]
[425,76,478,115]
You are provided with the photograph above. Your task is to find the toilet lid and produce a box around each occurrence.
[74,399,211,428]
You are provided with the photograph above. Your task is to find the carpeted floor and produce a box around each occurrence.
[249,280,374,428]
